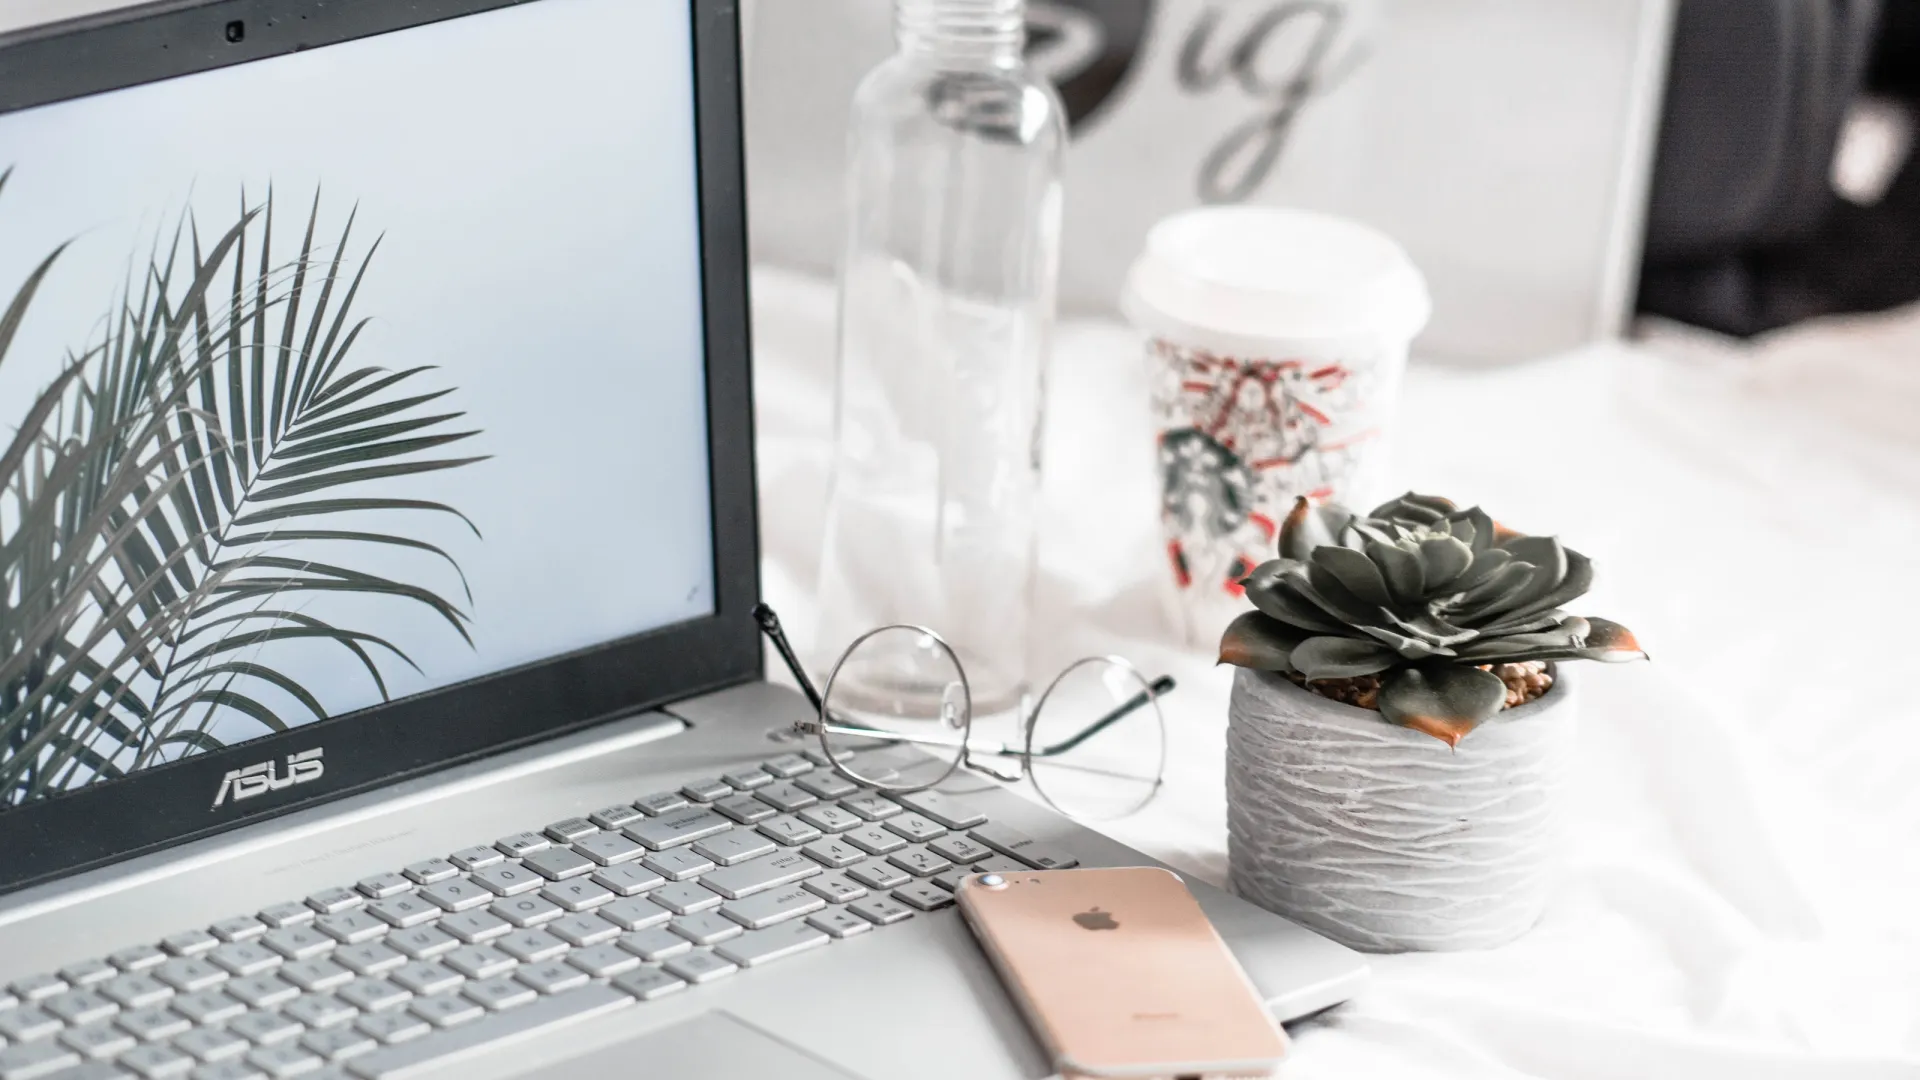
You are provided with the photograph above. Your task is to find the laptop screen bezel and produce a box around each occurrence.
[0,0,761,894]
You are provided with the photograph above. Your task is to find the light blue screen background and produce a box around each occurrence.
[0,0,714,765]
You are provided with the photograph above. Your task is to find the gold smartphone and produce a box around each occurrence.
[956,866,1289,1079]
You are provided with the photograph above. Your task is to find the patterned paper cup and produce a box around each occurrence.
[1123,207,1430,648]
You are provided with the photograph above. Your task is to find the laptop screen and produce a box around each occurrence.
[0,0,715,811]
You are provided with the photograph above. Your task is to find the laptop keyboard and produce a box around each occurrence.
[0,749,1080,1080]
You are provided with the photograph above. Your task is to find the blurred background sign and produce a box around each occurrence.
[745,0,1677,362]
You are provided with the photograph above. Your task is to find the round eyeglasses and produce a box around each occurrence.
[754,604,1173,821]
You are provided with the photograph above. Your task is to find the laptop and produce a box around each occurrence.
[0,2,1367,1078]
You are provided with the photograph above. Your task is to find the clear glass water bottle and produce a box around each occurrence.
[813,0,1066,718]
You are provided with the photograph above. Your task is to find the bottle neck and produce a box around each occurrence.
[895,0,1026,66]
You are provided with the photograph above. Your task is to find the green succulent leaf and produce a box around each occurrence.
[1418,536,1474,588]
[1309,546,1394,609]
[1364,540,1423,604]
[1454,616,1589,659]
[1370,492,1456,526]
[1379,663,1509,747]
[1245,571,1346,633]
[1290,636,1399,679]
[1217,611,1309,672]
[1278,497,1353,561]
[1357,624,1456,660]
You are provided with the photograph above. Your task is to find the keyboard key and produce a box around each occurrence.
[801,873,868,904]
[848,896,915,926]
[0,1038,79,1080]
[192,1060,264,1080]
[98,977,169,1013]
[495,931,566,965]
[563,945,639,979]
[760,754,813,778]
[622,809,730,851]
[805,908,874,940]
[932,869,971,892]
[175,1026,249,1062]
[460,977,534,1012]
[538,879,613,913]
[110,946,170,972]
[882,814,946,844]
[346,985,634,1079]
[0,1007,59,1042]
[305,890,362,917]
[228,1011,303,1045]
[678,778,731,803]
[666,913,741,947]
[845,859,910,891]
[570,832,642,867]
[416,876,491,907]
[6,975,61,1005]
[336,978,410,1014]
[333,944,405,978]
[122,1043,194,1079]
[519,847,595,882]
[692,830,776,867]
[172,989,246,1025]
[967,823,1079,869]
[699,850,819,901]
[511,963,586,996]
[244,1043,321,1079]
[646,883,722,916]
[406,994,483,1030]
[720,768,773,791]
[315,911,386,946]
[154,958,227,994]
[261,927,332,963]
[447,847,503,872]
[400,860,457,886]
[596,897,671,932]
[465,866,539,900]
[843,824,906,855]
[43,989,117,1025]
[888,847,952,877]
[298,1028,374,1062]
[62,1021,135,1060]
[542,819,597,844]
[632,792,688,816]
[661,952,735,985]
[755,816,822,846]
[353,875,411,901]
[799,839,863,869]
[209,919,268,945]
[163,931,220,958]
[353,1011,429,1046]
[714,922,830,968]
[586,805,643,830]
[546,914,619,948]
[839,794,901,821]
[366,896,437,930]
[388,964,462,999]
[256,906,314,932]
[386,928,458,961]
[279,960,352,993]
[492,834,549,859]
[118,1004,192,1041]
[927,834,994,865]
[639,849,713,882]
[792,771,860,800]
[751,783,816,814]
[441,947,515,981]
[225,976,299,1010]
[891,790,989,829]
[210,942,282,978]
[485,896,560,931]
[894,882,954,911]
[615,929,690,963]
[609,969,684,1002]
[800,746,855,768]
[796,804,860,833]
[588,864,664,897]
[711,795,776,825]
[720,886,825,930]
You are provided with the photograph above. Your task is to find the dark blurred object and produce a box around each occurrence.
[1637,0,1913,337]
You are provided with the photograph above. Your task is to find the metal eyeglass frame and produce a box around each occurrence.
[753,604,1173,815]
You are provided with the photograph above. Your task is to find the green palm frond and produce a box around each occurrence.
[1,175,487,803]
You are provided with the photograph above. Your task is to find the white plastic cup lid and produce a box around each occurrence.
[1122,206,1431,345]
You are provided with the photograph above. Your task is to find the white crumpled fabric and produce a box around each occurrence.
[750,266,1920,1079]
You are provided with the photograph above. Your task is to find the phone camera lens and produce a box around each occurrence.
[978,874,1006,888]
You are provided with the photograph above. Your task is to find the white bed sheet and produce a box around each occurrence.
[748,266,1920,1079]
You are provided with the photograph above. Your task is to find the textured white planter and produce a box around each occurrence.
[1226,666,1576,952]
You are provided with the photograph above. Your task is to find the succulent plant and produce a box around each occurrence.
[1220,493,1645,746]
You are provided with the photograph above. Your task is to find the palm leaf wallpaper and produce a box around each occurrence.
[0,167,487,806]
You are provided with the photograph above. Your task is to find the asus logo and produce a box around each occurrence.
[212,748,325,809]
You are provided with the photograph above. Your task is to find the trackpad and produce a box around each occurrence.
[536,1011,865,1080]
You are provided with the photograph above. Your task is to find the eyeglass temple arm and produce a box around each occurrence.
[1027,675,1176,759]
[753,603,825,713]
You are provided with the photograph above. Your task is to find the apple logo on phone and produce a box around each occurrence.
[1073,907,1120,931]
